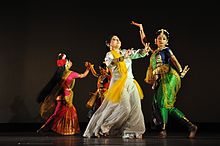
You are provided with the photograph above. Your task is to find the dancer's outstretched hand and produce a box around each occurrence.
[180,65,190,78]
[85,61,92,70]
[131,21,143,30]
[144,43,153,54]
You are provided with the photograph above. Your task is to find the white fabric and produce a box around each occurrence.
[83,49,146,138]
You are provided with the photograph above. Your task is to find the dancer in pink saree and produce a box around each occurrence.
[37,53,91,135]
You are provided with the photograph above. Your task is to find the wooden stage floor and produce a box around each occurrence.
[0,131,219,146]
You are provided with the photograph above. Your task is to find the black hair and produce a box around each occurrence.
[155,29,169,40]
[36,67,65,103]
[99,63,107,70]
[36,53,68,103]
[105,34,119,47]
[57,52,69,61]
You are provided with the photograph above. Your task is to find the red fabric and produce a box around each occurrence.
[41,71,81,135]
[56,59,66,67]
[43,101,80,135]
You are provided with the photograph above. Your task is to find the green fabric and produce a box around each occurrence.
[150,50,181,108]
[150,50,183,125]
[150,52,157,70]
[161,107,185,124]
[158,68,181,108]
[130,49,147,59]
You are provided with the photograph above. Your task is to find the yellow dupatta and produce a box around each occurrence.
[133,79,144,100]
[104,50,127,103]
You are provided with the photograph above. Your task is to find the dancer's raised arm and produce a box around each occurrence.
[131,21,147,46]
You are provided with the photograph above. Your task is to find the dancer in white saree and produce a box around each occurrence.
[83,35,150,139]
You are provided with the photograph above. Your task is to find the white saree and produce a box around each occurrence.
[83,49,147,138]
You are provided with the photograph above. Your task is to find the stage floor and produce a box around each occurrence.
[0,132,219,146]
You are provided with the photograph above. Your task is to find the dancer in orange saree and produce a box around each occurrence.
[37,53,91,135]
[86,63,111,119]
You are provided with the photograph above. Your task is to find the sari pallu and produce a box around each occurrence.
[150,51,181,108]
[104,50,144,103]
[39,71,80,135]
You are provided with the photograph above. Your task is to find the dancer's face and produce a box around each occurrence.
[66,60,72,69]
[109,35,121,50]
[155,34,168,49]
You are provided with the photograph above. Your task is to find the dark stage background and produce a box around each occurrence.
[0,1,219,126]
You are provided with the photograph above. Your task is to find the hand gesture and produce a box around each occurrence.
[180,65,190,78]
[125,48,133,58]
[131,21,143,30]
[144,43,152,54]
[85,61,92,70]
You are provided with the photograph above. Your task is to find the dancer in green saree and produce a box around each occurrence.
[131,21,197,139]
